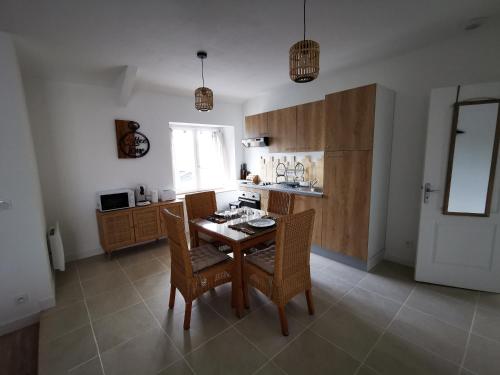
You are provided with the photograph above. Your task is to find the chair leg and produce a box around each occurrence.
[168,285,176,309]
[183,302,192,330]
[277,305,289,336]
[305,289,315,315]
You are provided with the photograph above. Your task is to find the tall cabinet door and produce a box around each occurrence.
[325,84,375,151]
[296,100,325,151]
[268,107,297,152]
[322,151,372,260]
[133,207,160,242]
[98,210,135,251]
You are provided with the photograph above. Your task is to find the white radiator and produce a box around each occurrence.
[48,223,65,271]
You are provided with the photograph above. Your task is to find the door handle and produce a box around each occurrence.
[423,183,440,204]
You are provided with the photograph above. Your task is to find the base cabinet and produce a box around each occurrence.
[293,195,323,246]
[96,200,184,254]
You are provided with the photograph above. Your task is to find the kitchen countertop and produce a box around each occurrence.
[238,181,323,197]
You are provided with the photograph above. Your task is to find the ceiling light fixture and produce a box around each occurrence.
[194,51,213,112]
[289,0,320,83]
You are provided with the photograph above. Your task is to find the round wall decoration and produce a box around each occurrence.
[118,121,150,158]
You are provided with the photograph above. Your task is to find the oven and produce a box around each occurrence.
[229,191,261,210]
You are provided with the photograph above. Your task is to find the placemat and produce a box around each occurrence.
[228,216,277,235]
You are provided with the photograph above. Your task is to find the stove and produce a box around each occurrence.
[229,191,261,209]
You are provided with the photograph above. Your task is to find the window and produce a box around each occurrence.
[171,125,231,193]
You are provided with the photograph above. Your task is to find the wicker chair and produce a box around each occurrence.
[243,209,315,336]
[267,190,295,215]
[162,208,233,330]
[185,191,231,253]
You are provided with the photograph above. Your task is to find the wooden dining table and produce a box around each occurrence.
[189,210,279,318]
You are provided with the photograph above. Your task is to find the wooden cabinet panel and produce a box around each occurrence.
[325,84,376,151]
[322,151,372,260]
[244,113,268,138]
[97,210,135,250]
[293,195,323,246]
[159,202,184,236]
[133,206,160,242]
[296,100,325,151]
[268,107,297,152]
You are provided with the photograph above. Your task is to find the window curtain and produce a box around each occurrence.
[211,129,230,183]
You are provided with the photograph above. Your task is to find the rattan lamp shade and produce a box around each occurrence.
[194,87,213,112]
[289,39,320,83]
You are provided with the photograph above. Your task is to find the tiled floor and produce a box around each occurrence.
[38,240,500,375]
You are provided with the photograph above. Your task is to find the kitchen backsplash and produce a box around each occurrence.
[244,148,324,187]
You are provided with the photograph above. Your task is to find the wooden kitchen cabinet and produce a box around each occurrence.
[96,210,136,251]
[296,100,325,151]
[268,106,297,153]
[293,195,323,246]
[322,151,372,260]
[244,112,268,138]
[97,200,184,255]
[325,84,376,151]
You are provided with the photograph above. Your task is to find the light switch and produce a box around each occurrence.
[0,200,12,211]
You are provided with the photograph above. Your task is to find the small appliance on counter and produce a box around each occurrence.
[96,188,135,211]
[159,189,176,202]
[135,184,150,206]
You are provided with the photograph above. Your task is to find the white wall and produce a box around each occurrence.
[243,22,500,266]
[25,80,243,260]
[0,32,54,334]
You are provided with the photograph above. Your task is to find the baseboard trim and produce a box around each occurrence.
[311,245,367,271]
[0,311,40,336]
[383,253,415,268]
[367,248,386,271]
[65,247,104,262]
[39,296,56,311]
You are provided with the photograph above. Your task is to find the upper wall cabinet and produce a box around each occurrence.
[296,100,325,152]
[244,112,269,138]
[268,106,297,153]
[325,84,376,151]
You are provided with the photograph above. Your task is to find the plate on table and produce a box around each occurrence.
[214,211,226,217]
[247,218,275,228]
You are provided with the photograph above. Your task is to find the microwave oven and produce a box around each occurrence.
[96,188,135,212]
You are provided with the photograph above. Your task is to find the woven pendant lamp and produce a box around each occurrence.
[289,0,320,83]
[194,51,213,112]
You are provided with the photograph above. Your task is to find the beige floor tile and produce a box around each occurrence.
[68,356,103,375]
[146,294,229,354]
[472,307,500,342]
[39,301,89,343]
[86,285,141,321]
[101,327,181,375]
[388,306,468,364]
[365,333,459,375]
[39,325,97,375]
[81,269,130,298]
[157,359,194,375]
[123,258,168,281]
[477,292,500,314]
[338,287,401,328]
[116,247,156,268]
[133,271,171,299]
[93,302,157,352]
[311,269,354,303]
[464,334,500,375]
[186,328,268,375]
[406,284,476,330]
[357,366,380,375]
[255,361,286,375]
[310,305,383,361]
[273,329,359,375]
[236,303,306,357]
[323,260,367,285]
[54,263,79,287]
[357,267,415,303]
[53,282,84,309]
[77,255,120,281]
[157,255,172,267]
[285,292,332,325]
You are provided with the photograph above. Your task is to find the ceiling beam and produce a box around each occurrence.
[116,65,138,107]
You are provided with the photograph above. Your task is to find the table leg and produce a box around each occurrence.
[232,243,244,318]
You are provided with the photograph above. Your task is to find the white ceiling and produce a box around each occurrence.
[1,0,499,101]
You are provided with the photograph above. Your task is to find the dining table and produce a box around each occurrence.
[189,209,279,318]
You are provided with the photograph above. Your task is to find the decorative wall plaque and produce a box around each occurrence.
[115,120,150,158]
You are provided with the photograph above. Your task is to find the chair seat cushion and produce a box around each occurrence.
[245,245,275,275]
[190,244,231,273]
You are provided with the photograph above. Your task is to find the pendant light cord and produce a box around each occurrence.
[201,58,205,88]
[303,0,306,40]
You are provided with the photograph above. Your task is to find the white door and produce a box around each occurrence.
[415,82,500,293]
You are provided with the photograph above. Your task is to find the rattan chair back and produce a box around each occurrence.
[162,208,193,277]
[185,191,217,220]
[267,190,295,215]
